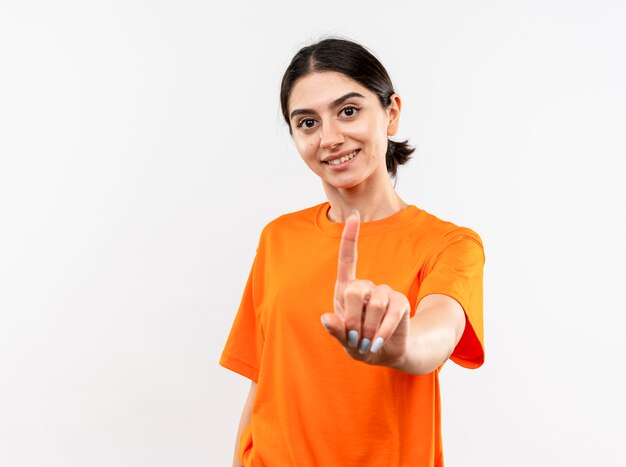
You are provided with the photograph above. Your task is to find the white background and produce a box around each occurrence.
[1,1,625,465]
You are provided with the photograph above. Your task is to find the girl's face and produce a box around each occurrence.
[287,72,401,191]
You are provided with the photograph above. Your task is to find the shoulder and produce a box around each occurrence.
[417,207,483,247]
[257,202,325,243]
[411,207,485,267]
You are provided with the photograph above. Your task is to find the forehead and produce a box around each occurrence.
[288,71,374,112]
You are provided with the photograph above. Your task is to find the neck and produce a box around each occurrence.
[323,176,408,223]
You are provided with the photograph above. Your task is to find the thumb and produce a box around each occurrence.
[321,313,347,346]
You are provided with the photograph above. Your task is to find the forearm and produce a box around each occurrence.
[391,294,466,375]
[232,382,256,467]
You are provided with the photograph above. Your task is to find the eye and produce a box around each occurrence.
[340,105,360,118]
[297,118,317,129]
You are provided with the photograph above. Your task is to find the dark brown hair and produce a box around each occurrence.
[280,38,414,180]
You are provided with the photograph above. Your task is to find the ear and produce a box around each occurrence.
[386,94,402,137]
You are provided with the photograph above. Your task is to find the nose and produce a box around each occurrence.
[319,121,344,150]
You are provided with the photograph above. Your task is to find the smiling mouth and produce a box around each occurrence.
[323,150,360,165]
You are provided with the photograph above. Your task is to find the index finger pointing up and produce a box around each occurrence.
[336,209,361,287]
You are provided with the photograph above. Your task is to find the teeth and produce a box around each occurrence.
[327,150,358,165]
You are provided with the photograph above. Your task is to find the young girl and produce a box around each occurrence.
[220,38,485,467]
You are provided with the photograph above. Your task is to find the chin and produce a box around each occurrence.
[323,177,362,190]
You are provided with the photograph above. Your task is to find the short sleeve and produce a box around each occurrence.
[416,230,485,369]
[219,253,265,382]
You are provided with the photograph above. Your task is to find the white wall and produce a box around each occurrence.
[1,1,624,465]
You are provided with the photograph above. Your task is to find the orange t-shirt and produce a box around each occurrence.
[220,202,485,466]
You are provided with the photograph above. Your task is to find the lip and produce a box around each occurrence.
[322,149,360,164]
[323,149,360,170]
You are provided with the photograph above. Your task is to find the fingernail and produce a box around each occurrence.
[350,209,360,219]
[348,330,359,348]
[321,317,330,332]
[358,338,371,354]
[370,337,384,353]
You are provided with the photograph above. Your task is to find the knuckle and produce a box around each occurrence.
[366,298,387,313]
[345,282,370,299]
[344,286,363,301]
[344,318,360,330]
[388,306,403,320]
[350,280,373,293]
[392,291,410,305]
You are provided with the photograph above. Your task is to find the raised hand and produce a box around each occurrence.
[320,210,412,368]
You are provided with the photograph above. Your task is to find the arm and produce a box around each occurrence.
[320,212,479,374]
[231,380,257,467]
[391,293,466,375]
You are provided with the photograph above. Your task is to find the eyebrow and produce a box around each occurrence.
[289,92,365,120]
